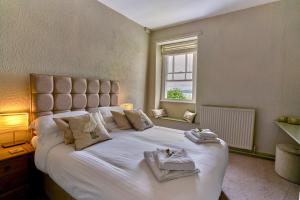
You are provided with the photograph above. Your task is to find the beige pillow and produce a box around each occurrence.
[66,114,111,150]
[53,118,74,144]
[124,109,153,131]
[151,109,168,118]
[111,111,132,130]
[183,110,196,123]
[287,116,300,125]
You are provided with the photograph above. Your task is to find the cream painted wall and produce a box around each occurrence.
[147,0,300,155]
[0,0,149,114]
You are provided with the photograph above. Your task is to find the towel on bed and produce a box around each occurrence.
[184,131,220,144]
[144,151,199,182]
[191,129,218,140]
[155,148,196,171]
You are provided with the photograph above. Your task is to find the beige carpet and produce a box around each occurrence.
[222,153,300,200]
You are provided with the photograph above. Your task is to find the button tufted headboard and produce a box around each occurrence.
[30,74,120,120]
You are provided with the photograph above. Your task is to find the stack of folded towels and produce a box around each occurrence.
[184,128,220,144]
[144,148,199,182]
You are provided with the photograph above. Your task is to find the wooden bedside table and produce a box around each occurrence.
[0,143,35,200]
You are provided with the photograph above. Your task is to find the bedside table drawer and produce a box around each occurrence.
[0,170,29,193]
[0,184,30,200]
[0,156,28,177]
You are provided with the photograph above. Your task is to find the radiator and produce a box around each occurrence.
[199,106,255,150]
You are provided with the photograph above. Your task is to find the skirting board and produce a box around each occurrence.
[229,147,275,160]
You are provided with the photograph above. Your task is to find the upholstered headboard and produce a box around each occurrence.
[30,74,120,120]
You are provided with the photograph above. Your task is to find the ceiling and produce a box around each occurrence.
[97,0,279,30]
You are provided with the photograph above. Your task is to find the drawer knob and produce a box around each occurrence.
[4,165,11,172]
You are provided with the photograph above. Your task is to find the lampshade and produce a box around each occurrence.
[120,103,134,110]
[0,113,29,133]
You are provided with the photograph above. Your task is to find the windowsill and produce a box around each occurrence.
[160,99,196,104]
[152,116,199,125]
[160,117,187,123]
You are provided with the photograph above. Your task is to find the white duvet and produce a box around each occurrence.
[35,126,228,200]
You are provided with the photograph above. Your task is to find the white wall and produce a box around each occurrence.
[147,0,300,155]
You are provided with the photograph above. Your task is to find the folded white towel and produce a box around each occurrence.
[191,128,210,133]
[191,128,213,133]
[184,131,220,144]
[144,151,199,182]
[155,148,196,171]
[191,130,218,139]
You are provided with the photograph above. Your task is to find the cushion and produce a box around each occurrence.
[287,116,300,125]
[110,94,119,106]
[72,94,87,109]
[87,79,100,93]
[54,94,72,111]
[111,111,132,130]
[278,116,288,123]
[111,81,120,94]
[66,114,111,150]
[54,76,72,94]
[32,94,54,112]
[124,109,153,131]
[53,118,74,144]
[152,109,168,118]
[103,121,117,130]
[29,111,88,142]
[99,94,110,107]
[183,110,196,123]
[100,80,111,93]
[72,78,87,94]
[31,74,53,93]
[87,94,99,108]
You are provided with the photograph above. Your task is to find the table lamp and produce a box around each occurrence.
[120,103,134,110]
[0,113,29,148]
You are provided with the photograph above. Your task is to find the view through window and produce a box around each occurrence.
[164,53,195,100]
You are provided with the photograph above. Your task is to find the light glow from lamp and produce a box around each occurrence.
[0,113,28,133]
[120,103,134,110]
[0,113,29,147]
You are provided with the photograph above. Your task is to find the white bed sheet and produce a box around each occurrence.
[35,126,228,200]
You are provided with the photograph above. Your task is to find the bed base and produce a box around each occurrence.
[41,173,228,200]
[42,173,74,200]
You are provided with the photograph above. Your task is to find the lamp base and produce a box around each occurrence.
[2,140,26,148]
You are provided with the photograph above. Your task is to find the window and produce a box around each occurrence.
[161,40,197,102]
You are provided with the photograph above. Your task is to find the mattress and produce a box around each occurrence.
[34,126,228,200]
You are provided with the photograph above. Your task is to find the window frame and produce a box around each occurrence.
[161,50,197,103]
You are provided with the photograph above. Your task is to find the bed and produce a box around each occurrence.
[30,74,228,200]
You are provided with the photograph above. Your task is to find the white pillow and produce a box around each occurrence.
[30,111,88,139]
[152,109,168,118]
[98,106,124,119]
[98,106,124,130]
[90,112,111,132]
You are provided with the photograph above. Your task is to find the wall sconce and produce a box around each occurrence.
[120,103,134,110]
[0,113,29,148]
